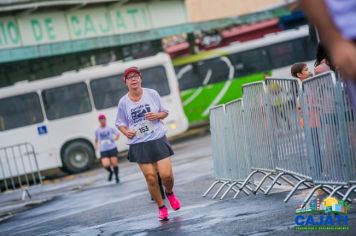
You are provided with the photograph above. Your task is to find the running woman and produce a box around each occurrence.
[95,114,120,183]
[115,67,181,221]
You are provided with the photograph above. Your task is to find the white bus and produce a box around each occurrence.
[0,53,189,175]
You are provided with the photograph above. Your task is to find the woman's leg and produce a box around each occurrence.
[139,163,164,207]
[102,158,113,181]
[156,158,174,193]
[157,172,165,199]
[110,157,119,183]
[156,157,181,210]
[150,172,165,201]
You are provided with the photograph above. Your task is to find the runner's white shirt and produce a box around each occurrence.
[115,88,168,145]
[95,126,119,152]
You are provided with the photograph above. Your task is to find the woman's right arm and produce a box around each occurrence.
[94,131,99,151]
[116,102,136,139]
[118,125,136,139]
[94,139,99,151]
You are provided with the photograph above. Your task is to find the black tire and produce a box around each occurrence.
[61,141,95,174]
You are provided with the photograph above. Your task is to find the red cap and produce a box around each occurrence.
[98,114,106,120]
[123,66,141,82]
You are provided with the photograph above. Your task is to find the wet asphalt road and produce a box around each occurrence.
[0,134,356,236]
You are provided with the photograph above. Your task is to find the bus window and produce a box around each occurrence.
[175,64,201,91]
[293,37,316,62]
[42,82,92,120]
[230,48,270,77]
[90,74,126,110]
[140,66,170,96]
[268,41,296,68]
[0,93,44,131]
[197,58,229,85]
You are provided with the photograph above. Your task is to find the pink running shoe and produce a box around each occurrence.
[158,206,169,221]
[166,192,181,211]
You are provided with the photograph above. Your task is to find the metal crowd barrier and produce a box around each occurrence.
[203,105,230,198]
[203,102,251,199]
[239,82,277,195]
[240,82,297,196]
[222,99,253,199]
[264,78,313,202]
[300,72,356,207]
[339,77,356,201]
[0,143,42,200]
[205,71,356,205]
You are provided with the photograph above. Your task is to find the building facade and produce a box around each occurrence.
[0,0,292,87]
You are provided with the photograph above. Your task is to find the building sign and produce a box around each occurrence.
[0,1,187,49]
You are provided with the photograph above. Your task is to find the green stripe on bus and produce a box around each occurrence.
[218,73,265,105]
[180,73,265,124]
[183,82,225,123]
[181,89,195,100]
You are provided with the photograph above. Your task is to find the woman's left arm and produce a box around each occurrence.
[145,111,168,121]
[145,90,169,121]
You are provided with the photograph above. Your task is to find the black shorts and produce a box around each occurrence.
[100,147,118,158]
[128,136,174,164]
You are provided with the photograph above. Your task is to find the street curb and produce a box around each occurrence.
[0,197,53,223]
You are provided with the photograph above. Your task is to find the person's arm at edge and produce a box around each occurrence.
[300,0,356,78]
[300,0,343,49]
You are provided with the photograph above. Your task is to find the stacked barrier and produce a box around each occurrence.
[339,77,356,200]
[203,103,251,199]
[204,71,356,205]
[300,72,356,206]
[240,82,282,195]
[203,105,228,198]
[222,99,253,199]
[237,81,306,198]
[264,78,313,202]
[242,82,275,172]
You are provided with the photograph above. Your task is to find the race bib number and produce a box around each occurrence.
[134,120,154,138]
[100,139,112,146]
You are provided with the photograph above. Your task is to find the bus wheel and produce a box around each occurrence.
[61,141,95,174]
